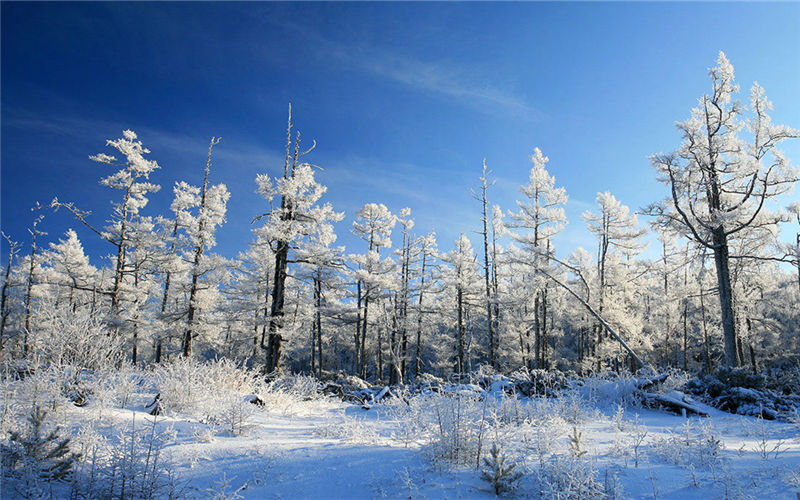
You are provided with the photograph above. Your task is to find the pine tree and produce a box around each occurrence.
[480,443,522,496]
[1,405,79,482]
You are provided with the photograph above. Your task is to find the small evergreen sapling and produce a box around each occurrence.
[481,443,523,496]
[1,405,78,482]
[568,427,587,458]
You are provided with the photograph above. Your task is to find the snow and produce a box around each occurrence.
[4,371,800,499]
[173,403,800,499]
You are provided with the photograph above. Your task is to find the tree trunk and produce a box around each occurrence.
[266,240,288,373]
[533,294,540,370]
[400,233,410,382]
[414,252,427,379]
[699,284,711,373]
[389,300,398,385]
[479,161,495,369]
[542,286,548,369]
[355,281,362,375]
[711,228,740,367]
[682,298,688,371]
[315,274,323,378]
[361,292,370,379]
[111,187,132,315]
[796,231,799,296]
[156,218,179,364]
[0,244,16,347]
[23,227,40,356]
[457,287,465,374]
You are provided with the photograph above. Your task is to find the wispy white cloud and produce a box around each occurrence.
[280,21,544,119]
[331,45,541,118]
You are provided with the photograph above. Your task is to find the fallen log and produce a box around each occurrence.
[636,373,670,391]
[638,390,709,417]
[362,386,392,410]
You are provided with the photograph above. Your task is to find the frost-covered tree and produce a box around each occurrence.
[44,129,161,363]
[388,207,414,384]
[86,130,161,314]
[0,232,21,347]
[180,138,230,357]
[412,231,439,379]
[22,216,46,355]
[350,202,395,379]
[507,148,568,370]
[293,192,344,377]
[648,52,798,367]
[440,234,482,374]
[783,202,800,295]
[582,191,647,369]
[234,240,275,366]
[47,230,96,313]
[255,107,341,373]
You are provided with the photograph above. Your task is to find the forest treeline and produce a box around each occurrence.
[1,52,798,381]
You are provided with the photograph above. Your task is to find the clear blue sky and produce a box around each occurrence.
[2,2,799,264]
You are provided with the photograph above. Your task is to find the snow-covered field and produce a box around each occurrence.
[3,364,799,499]
[130,401,800,499]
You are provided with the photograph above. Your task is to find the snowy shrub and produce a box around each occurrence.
[259,374,338,417]
[507,368,570,397]
[581,372,640,408]
[415,373,446,393]
[192,425,217,443]
[630,423,648,468]
[29,307,125,373]
[653,420,723,468]
[520,415,567,468]
[743,415,787,460]
[553,389,596,425]
[205,473,248,500]
[152,358,208,416]
[214,392,256,436]
[568,426,588,458]
[314,411,382,443]
[659,368,691,394]
[424,392,484,466]
[535,454,606,499]
[78,364,146,415]
[4,366,72,428]
[153,357,264,422]
[266,374,321,401]
[490,389,550,427]
[71,414,182,499]
[384,394,426,448]
[611,405,628,432]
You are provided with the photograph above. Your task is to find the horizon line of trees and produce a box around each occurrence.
[1,52,798,381]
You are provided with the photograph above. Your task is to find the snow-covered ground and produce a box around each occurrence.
[161,402,800,499]
[3,369,800,499]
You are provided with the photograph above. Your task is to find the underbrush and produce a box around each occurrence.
[1,399,184,499]
[152,358,265,435]
[2,361,797,499]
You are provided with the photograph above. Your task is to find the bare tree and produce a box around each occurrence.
[1,232,21,348]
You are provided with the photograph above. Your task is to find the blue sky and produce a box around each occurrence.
[2,2,799,265]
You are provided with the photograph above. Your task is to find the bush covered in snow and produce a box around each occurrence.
[652,420,723,468]
[685,366,800,420]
